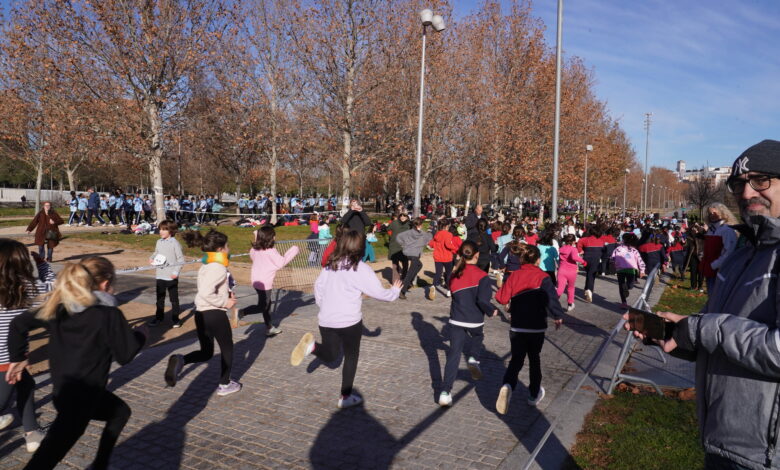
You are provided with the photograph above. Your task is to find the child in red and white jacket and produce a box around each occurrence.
[611,232,645,308]
[494,243,563,414]
[428,219,459,300]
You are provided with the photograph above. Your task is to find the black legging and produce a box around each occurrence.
[433,261,453,289]
[390,251,409,280]
[254,288,273,327]
[314,321,363,396]
[503,331,545,398]
[584,256,600,292]
[183,309,234,385]
[402,256,423,294]
[617,271,637,304]
[442,324,484,393]
[689,257,703,290]
[25,388,131,470]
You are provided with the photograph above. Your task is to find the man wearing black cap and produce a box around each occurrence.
[641,140,780,469]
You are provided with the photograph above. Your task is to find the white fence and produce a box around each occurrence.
[0,188,71,204]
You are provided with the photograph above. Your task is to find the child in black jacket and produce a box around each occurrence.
[438,241,497,407]
[494,244,563,414]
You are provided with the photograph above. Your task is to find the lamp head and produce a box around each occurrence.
[431,14,446,32]
[420,9,433,25]
[585,144,593,152]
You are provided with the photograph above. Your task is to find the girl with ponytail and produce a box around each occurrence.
[6,256,146,470]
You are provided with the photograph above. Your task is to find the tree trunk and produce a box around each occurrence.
[465,187,472,215]
[66,167,77,193]
[270,149,278,224]
[235,174,241,214]
[145,102,166,221]
[341,158,351,215]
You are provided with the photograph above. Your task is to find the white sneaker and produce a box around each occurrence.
[427,288,436,301]
[266,326,282,337]
[216,380,242,396]
[445,289,451,298]
[438,391,452,407]
[584,290,592,303]
[0,414,12,431]
[496,384,512,415]
[528,386,546,406]
[338,394,363,409]
[467,357,483,380]
[567,304,575,312]
[25,429,44,453]
[291,332,315,366]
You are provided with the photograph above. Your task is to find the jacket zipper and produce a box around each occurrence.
[767,383,780,465]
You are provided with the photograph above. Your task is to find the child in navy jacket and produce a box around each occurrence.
[438,241,497,407]
[494,243,563,414]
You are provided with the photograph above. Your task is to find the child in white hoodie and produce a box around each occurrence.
[610,232,646,308]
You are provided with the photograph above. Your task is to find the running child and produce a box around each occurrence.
[495,244,563,414]
[557,234,587,312]
[249,226,300,336]
[438,241,498,406]
[428,218,458,300]
[364,224,378,263]
[148,220,185,328]
[6,256,147,469]
[290,230,402,408]
[611,232,645,308]
[667,235,686,280]
[165,230,240,396]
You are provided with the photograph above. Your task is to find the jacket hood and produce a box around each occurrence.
[65,290,119,314]
[734,215,780,247]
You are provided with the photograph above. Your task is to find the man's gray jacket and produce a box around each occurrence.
[674,215,780,469]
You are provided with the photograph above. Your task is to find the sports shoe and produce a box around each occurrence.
[528,386,546,406]
[164,354,184,387]
[427,289,435,301]
[266,326,282,337]
[584,290,593,303]
[337,393,363,409]
[217,380,242,396]
[147,319,162,327]
[399,292,407,300]
[567,304,575,312]
[291,332,315,366]
[172,319,183,328]
[438,391,452,407]
[445,289,451,298]
[25,429,44,453]
[0,414,12,431]
[496,384,512,415]
[467,357,483,380]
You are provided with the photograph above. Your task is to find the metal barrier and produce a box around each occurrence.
[521,265,664,470]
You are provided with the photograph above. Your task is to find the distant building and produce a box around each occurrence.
[676,160,731,186]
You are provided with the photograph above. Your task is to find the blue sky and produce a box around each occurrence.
[454,0,780,171]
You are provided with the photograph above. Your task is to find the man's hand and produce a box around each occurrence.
[554,319,563,330]
[622,311,682,352]
[6,360,28,385]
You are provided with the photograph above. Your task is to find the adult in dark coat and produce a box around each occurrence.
[341,199,372,235]
[464,204,483,241]
[26,201,64,262]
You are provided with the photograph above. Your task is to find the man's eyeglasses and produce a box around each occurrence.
[726,174,780,194]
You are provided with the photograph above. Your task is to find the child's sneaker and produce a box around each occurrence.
[217,380,242,396]
[337,393,363,409]
[25,429,44,453]
[438,391,452,407]
[528,386,546,406]
[584,290,593,303]
[266,326,282,337]
[567,304,575,312]
[427,288,435,301]
[172,319,184,328]
[291,332,315,366]
[0,414,12,431]
[445,289,451,298]
[496,384,512,415]
[467,357,482,380]
[164,354,184,387]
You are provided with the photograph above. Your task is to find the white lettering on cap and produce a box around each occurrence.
[734,156,749,175]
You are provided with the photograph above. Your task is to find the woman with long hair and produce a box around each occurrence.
[26,201,63,262]
[6,256,146,470]
[290,230,402,408]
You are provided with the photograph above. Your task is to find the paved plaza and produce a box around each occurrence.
[1,265,664,470]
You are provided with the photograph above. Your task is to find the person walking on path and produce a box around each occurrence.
[396,217,433,300]
[86,187,103,226]
[469,218,497,273]
[428,219,458,300]
[464,204,483,241]
[638,229,667,278]
[557,234,587,312]
[67,191,79,226]
[0,240,55,453]
[340,199,372,236]
[26,201,63,262]
[290,230,402,408]
[438,241,497,407]
[387,213,411,279]
[6,257,147,470]
[610,233,645,308]
[700,202,738,293]
[685,225,704,291]
[165,230,241,396]
[249,226,300,337]
[494,244,563,414]
[537,232,559,285]
[576,225,605,303]
[148,220,185,328]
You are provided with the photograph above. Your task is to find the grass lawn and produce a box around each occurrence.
[653,276,708,316]
[0,219,30,228]
[66,223,392,259]
[0,207,70,217]
[568,391,703,470]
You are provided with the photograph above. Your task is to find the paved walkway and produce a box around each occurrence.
[1,265,661,470]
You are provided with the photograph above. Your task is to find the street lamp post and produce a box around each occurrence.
[583,144,592,221]
[650,184,655,213]
[622,168,629,218]
[551,0,564,222]
[413,9,445,218]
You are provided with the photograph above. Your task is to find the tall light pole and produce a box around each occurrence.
[413,9,445,218]
[650,184,655,213]
[551,0,563,222]
[622,168,629,218]
[583,144,592,221]
[642,112,652,214]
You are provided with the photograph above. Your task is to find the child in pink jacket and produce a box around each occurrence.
[249,226,300,336]
[610,232,645,308]
[557,234,587,311]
